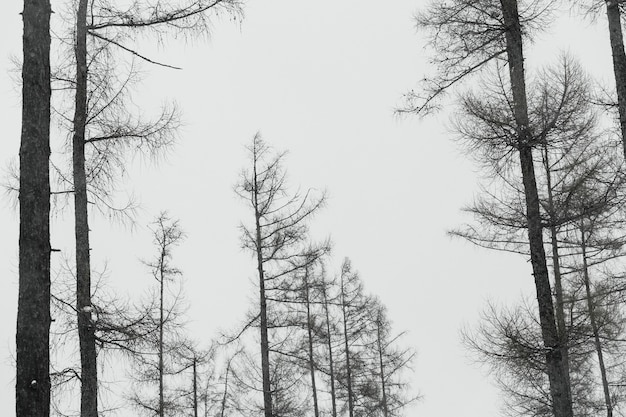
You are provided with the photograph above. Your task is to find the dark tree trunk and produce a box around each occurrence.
[376,318,389,417]
[159,248,165,417]
[193,358,198,417]
[16,0,52,416]
[72,0,98,415]
[543,147,572,401]
[580,226,613,417]
[253,161,273,417]
[499,1,573,416]
[322,285,338,417]
[303,268,320,417]
[340,274,354,417]
[606,0,626,158]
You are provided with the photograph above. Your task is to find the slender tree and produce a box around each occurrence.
[17,0,52,416]
[236,133,326,417]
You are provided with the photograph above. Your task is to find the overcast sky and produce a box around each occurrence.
[0,1,617,416]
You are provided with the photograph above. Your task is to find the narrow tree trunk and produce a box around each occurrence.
[499,2,573,416]
[253,157,273,417]
[16,1,52,416]
[340,274,354,417]
[542,146,572,401]
[193,358,198,417]
[220,357,232,417]
[303,267,320,417]
[322,284,338,417]
[159,248,165,417]
[606,0,626,157]
[376,316,389,417]
[580,225,613,417]
[72,0,98,415]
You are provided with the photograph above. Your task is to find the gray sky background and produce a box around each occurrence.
[0,1,616,416]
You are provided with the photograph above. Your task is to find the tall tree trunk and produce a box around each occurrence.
[193,358,198,417]
[606,0,626,157]
[322,285,338,417]
[499,1,573,416]
[303,267,320,417]
[376,316,389,417]
[580,225,613,417]
[340,274,354,417]
[72,0,98,415]
[159,248,165,417]
[17,0,52,416]
[542,146,572,401]
[253,159,273,417]
[220,357,232,417]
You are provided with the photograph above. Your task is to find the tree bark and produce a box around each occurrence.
[499,1,573,416]
[580,225,613,417]
[17,1,52,416]
[72,0,98,415]
[605,0,626,158]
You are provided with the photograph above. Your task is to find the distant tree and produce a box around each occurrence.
[369,300,418,417]
[16,0,53,416]
[235,133,326,417]
[131,213,191,417]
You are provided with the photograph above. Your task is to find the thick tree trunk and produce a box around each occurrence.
[253,160,273,417]
[303,269,320,417]
[322,285,338,417]
[606,0,626,158]
[16,1,52,416]
[499,2,573,416]
[543,147,572,401]
[580,226,613,417]
[72,0,98,415]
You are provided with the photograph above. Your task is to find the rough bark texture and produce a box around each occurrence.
[72,0,99,415]
[580,227,613,417]
[499,1,573,416]
[17,1,52,416]
[606,0,626,157]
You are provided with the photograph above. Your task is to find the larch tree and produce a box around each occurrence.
[131,212,192,417]
[401,1,572,415]
[17,0,52,416]
[235,133,326,417]
[58,1,242,415]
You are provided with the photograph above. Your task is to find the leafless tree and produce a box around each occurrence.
[402,2,578,414]
[235,133,326,417]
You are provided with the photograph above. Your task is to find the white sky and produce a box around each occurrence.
[0,1,617,416]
